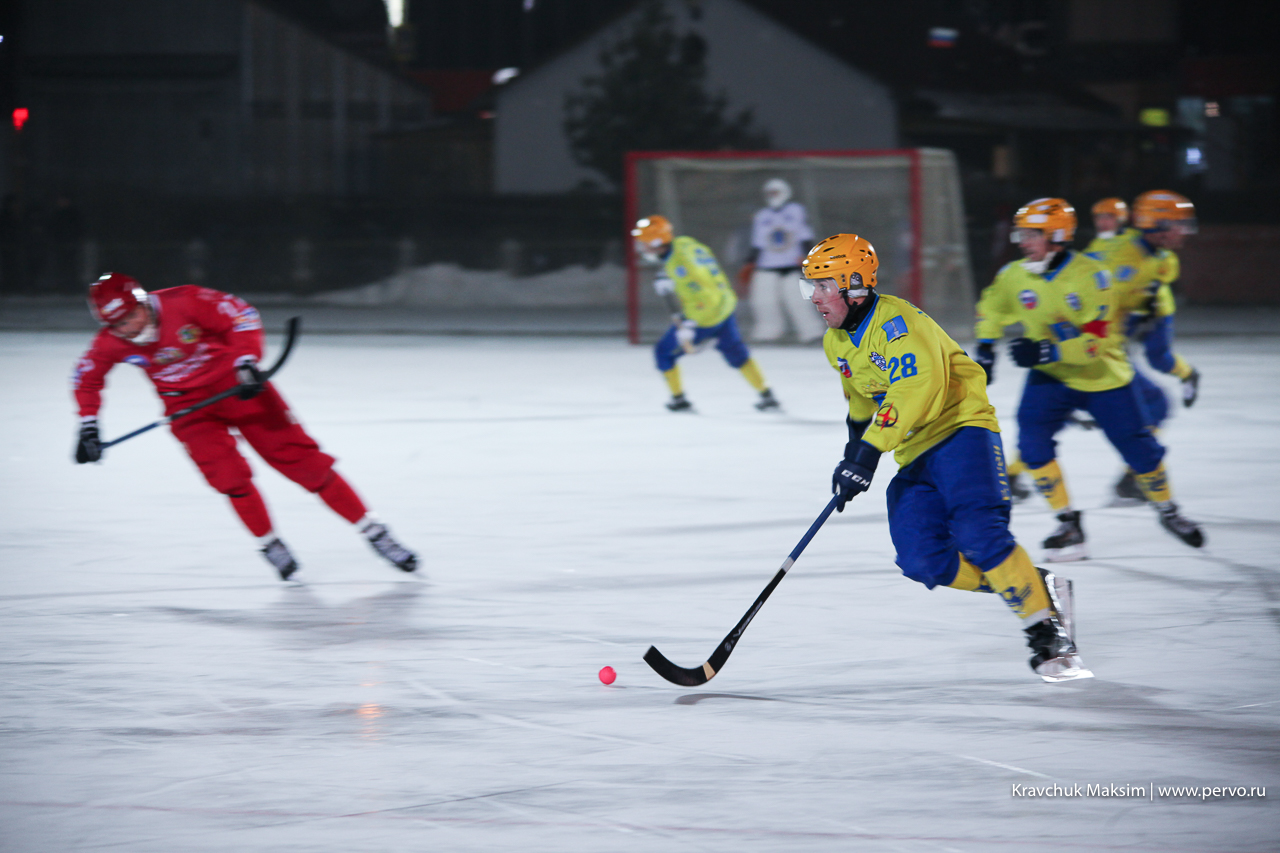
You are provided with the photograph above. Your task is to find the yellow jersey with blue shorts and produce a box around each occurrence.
[1088,230,1179,322]
[824,292,999,468]
[975,251,1131,393]
[662,236,737,328]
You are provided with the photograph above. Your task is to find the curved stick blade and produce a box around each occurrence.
[644,645,712,686]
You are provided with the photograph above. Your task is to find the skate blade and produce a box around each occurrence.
[1043,545,1088,563]
[1037,655,1094,682]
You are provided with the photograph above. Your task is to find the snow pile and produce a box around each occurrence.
[312,263,627,309]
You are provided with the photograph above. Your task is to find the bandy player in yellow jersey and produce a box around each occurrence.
[1088,192,1201,503]
[632,215,779,412]
[1084,197,1138,255]
[802,234,1088,681]
[973,198,1204,560]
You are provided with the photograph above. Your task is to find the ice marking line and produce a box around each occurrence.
[1229,699,1280,709]
[552,632,624,646]
[0,801,1244,848]
[955,754,1051,779]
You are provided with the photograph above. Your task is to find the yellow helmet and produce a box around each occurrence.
[631,215,673,251]
[1133,190,1196,233]
[801,233,877,292]
[1012,198,1077,244]
[1091,197,1129,224]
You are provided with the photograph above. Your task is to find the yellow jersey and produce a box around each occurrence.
[1088,230,1179,321]
[1082,226,1140,257]
[662,236,737,328]
[824,292,999,468]
[975,250,1132,392]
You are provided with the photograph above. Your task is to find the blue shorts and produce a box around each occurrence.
[654,314,751,372]
[1140,315,1178,374]
[1129,368,1170,428]
[886,427,1017,589]
[1017,370,1165,474]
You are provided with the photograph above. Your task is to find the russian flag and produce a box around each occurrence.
[928,27,958,48]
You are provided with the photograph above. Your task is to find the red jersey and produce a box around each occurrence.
[72,285,264,418]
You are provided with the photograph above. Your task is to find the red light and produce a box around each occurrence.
[12,108,28,131]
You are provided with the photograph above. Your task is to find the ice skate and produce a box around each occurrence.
[1037,567,1075,642]
[1008,471,1032,503]
[1181,368,1199,407]
[261,536,299,581]
[754,389,781,412]
[1109,469,1147,506]
[1042,510,1087,562]
[665,393,693,412]
[365,522,418,572]
[1157,503,1205,548]
[1024,616,1092,682]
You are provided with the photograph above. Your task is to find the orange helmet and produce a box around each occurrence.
[631,215,673,251]
[801,234,877,293]
[1133,190,1196,233]
[1091,197,1129,225]
[1012,198,1076,244]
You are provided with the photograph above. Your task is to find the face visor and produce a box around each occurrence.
[798,277,843,301]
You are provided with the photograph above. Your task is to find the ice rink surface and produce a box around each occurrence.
[2,328,1278,852]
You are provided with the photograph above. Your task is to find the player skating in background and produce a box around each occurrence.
[1089,191,1202,504]
[1004,196,1135,500]
[632,215,779,412]
[972,199,1203,561]
[1084,197,1137,253]
[738,178,824,344]
[72,273,418,580]
[802,234,1088,681]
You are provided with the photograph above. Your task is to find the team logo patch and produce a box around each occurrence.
[153,347,184,365]
[874,402,898,429]
[849,272,863,288]
[869,351,888,371]
[1018,289,1038,309]
[881,316,908,341]
[1065,292,1081,311]
[836,357,852,378]
[123,354,150,368]
[177,324,201,344]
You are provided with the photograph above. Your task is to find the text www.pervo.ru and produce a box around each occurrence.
[1011,783,1266,800]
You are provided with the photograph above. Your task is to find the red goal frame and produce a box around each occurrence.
[623,149,924,344]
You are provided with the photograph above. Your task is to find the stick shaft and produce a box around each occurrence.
[100,317,300,450]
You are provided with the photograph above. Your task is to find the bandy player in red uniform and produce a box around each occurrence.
[71,273,418,580]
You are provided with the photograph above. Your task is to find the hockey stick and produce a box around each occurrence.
[644,495,840,686]
[101,316,301,450]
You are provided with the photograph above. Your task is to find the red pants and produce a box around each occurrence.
[169,381,336,498]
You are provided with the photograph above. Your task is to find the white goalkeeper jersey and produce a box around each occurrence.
[751,201,813,270]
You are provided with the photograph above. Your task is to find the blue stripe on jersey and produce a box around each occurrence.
[1050,321,1080,341]
[848,291,880,348]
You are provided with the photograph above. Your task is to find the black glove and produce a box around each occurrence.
[75,419,101,464]
[972,342,995,384]
[235,359,266,400]
[832,440,880,512]
[1125,311,1160,340]
[1009,337,1059,368]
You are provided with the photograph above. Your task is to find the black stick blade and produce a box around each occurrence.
[644,645,714,686]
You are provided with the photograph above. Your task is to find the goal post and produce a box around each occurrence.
[623,148,973,343]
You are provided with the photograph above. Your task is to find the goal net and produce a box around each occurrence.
[624,148,973,342]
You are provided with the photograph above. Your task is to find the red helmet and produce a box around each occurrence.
[88,273,147,325]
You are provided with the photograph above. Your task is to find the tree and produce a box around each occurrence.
[564,1,769,187]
